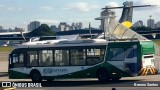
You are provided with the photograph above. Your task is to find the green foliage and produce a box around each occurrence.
[152,40,160,46]
[0,46,12,52]
[28,24,55,37]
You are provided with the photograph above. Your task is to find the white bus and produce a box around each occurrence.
[8,39,156,82]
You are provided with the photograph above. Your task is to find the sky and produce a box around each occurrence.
[0,0,160,31]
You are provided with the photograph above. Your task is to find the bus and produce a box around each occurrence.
[8,39,156,82]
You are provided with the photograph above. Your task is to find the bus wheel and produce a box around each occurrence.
[30,70,42,82]
[97,69,109,82]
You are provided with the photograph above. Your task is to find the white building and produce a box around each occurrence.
[28,21,40,32]
[147,19,155,29]
[75,22,83,29]
[58,22,67,31]
[155,21,160,28]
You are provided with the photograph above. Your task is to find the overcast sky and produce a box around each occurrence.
[0,0,160,30]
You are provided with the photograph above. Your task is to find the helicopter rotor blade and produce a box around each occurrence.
[102,5,156,10]
[102,6,124,9]
[131,5,156,8]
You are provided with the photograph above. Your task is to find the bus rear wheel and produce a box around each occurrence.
[30,70,42,82]
[97,69,109,82]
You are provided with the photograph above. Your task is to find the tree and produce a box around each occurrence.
[28,24,55,37]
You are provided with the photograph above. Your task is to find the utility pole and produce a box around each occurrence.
[89,22,92,38]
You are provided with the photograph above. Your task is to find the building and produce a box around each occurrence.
[13,27,22,32]
[57,22,83,31]
[0,26,3,32]
[147,19,155,29]
[28,21,40,32]
[133,20,143,28]
[0,26,2,30]
[75,22,83,29]
[71,23,76,30]
[58,22,67,31]
[65,25,70,31]
[0,26,4,32]
[155,21,160,29]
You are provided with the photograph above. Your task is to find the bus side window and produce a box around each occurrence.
[27,51,38,66]
[86,48,104,65]
[39,50,53,66]
[13,54,18,63]
[19,54,24,64]
[54,50,69,66]
[70,49,85,66]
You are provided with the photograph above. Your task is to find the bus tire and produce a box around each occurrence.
[30,70,42,82]
[97,69,109,82]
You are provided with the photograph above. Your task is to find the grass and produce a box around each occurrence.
[0,46,12,52]
[0,46,12,61]
[152,40,160,46]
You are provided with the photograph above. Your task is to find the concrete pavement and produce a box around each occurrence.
[0,61,8,72]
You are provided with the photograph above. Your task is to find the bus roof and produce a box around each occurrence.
[14,39,107,49]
